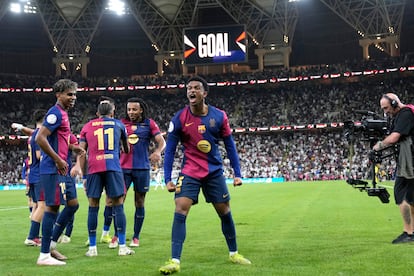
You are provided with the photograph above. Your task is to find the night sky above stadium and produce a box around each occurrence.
[0,0,413,77]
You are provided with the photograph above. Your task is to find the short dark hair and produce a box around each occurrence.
[99,96,115,104]
[187,76,209,93]
[53,79,77,93]
[97,101,114,116]
[97,96,115,116]
[33,109,46,123]
[126,97,148,120]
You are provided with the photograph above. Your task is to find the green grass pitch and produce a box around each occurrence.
[1,180,414,276]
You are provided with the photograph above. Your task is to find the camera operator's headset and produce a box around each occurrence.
[382,94,398,109]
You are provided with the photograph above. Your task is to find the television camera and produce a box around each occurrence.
[344,110,392,204]
[343,110,389,143]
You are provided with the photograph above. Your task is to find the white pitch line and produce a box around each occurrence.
[0,206,28,211]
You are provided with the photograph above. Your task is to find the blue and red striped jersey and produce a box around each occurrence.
[120,118,161,170]
[80,117,127,174]
[164,105,241,182]
[39,104,71,175]
[28,128,40,183]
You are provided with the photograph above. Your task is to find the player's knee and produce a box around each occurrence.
[67,204,79,214]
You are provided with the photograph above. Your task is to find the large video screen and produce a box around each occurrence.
[183,25,247,65]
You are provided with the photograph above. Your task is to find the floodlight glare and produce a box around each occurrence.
[23,4,37,14]
[10,3,22,13]
[107,0,126,15]
[10,1,37,14]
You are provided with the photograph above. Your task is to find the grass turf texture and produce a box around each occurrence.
[1,180,413,276]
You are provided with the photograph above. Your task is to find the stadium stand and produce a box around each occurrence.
[1,60,411,186]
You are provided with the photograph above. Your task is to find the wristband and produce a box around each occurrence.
[11,123,23,131]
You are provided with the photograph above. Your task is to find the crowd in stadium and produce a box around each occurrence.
[0,55,411,89]
[0,57,412,186]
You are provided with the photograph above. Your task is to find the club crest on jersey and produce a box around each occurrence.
[198,125,206,134]
[131,125,137,131]
[128,134,139,144]
[209,118,216,128]
[46,114,57,125]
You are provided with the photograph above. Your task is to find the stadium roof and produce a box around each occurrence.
[0,0,413,77]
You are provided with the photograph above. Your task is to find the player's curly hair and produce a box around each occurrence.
[53,79,78,93]
[187,75,209,92]
[126,97,148,121]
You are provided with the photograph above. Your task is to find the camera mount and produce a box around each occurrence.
[346,147,391,204]
[345,110,391,204]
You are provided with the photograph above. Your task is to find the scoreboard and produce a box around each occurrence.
[183,25,247,65]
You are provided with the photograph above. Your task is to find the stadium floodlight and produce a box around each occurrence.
[152,43,160,52]
[9,1,37,14]
[9,3,22,13]
[106,0,128,15]
[251,37,259,46]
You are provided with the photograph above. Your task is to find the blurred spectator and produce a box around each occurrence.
[0,60,412,184]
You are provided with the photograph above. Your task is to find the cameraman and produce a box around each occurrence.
[373,93,414,244]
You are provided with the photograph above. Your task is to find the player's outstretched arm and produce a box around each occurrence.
[11,123,34,136]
